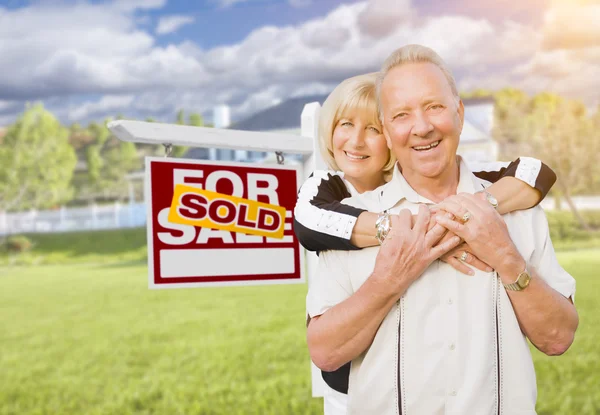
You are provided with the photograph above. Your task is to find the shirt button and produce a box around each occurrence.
[448,298,453,305]
[449,343,456,351]
[450,390,457,396]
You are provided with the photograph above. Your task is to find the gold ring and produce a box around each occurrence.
[462,212,472,223]
[460,252,468,262]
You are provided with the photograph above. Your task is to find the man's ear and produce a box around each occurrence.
[383,126,393,150]
[457,99,465,131]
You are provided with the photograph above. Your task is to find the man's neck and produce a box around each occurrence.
[401,158,460,203]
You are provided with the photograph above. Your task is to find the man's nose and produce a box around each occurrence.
[411,112,434,137]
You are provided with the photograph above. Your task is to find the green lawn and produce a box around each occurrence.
[1,246,599,414]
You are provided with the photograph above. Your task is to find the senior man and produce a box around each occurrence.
[306,44,578,415]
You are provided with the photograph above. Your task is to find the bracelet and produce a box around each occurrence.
[476,190,499,210]
[375,210,391,245]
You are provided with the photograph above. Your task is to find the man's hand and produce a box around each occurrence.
[427,205,492,275]
[434,193,525,277]
[373,205,461,294]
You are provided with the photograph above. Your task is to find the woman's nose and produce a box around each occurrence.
[348,129,366,148]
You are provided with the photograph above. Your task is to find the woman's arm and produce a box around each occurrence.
[293,171,365,252]
[468,156,556,213]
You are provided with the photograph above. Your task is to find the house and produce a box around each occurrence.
[185,95,499,165]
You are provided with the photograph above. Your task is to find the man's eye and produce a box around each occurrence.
[393,113,407,120]
[429,105,443,110]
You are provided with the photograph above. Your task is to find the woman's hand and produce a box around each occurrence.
[440,242,494,275]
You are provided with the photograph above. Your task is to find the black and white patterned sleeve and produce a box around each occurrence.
[467,156,556,202]
[293,170,365,252]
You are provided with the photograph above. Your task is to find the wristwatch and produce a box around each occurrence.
[503,269,531,291]
[477,190,499,210]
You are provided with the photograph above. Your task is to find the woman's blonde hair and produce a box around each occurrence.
[318,72,396,177]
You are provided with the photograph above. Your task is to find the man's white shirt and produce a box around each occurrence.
[307,159,576,415]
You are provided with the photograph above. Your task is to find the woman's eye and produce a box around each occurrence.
[368,126,381,134]
[341,121,353,127]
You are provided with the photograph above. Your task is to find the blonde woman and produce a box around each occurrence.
[293,73,556,414]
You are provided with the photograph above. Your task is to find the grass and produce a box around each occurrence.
[531,249,600,415]
[0,228,147,265]
[0,230,599,414]
[0,262,320,415]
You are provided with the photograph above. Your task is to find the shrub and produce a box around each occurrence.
[546,210,600,243]
[5,235,34,253]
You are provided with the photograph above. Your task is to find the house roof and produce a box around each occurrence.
[230,95,327,132]
[461,96,495,106]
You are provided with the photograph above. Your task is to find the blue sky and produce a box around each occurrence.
[0,0,598,126]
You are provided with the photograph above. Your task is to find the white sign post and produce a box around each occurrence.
[107,102,328,398]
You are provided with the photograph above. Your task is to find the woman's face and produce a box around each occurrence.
[332,110,389,193]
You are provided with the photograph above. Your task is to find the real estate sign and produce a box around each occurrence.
[145,157,304,289]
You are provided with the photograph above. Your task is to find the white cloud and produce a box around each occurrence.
[0,0,599,127]
[541,4,600,51]
[68,95,135,121]
[156,15,195,35]
[356,0,415,38]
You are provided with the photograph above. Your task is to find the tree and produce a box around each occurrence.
[0,103,77,212]
[460,88,495,100]
[176,109,185,125]
[493,91,599,230]
[189,112,204,127]
[589,106,600,194]
[79,118,140,201]
[492,88,531,155]
[169,109,201,158]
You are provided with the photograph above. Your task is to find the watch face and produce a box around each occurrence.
[517,272,531,288]
[487,192,499,208]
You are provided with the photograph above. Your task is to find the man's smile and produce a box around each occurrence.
[412,140,441,152]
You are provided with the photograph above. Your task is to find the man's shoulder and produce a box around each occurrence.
[504,205,546,222]
[503,205,550,245]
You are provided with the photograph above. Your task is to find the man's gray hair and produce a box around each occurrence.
[376,44,460,122]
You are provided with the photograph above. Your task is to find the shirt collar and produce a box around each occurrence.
[378,156,486,211]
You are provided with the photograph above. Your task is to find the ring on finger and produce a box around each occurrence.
[459,251,468,262]
[461,211,472,223]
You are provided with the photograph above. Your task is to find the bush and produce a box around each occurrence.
[546,210,600,243]
[4,235,34,253]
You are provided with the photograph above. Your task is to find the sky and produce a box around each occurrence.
[0,0,598,127]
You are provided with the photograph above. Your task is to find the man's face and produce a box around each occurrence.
[380,62,464,179]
